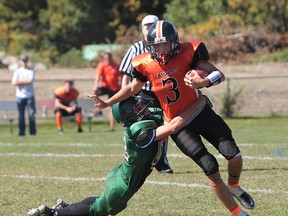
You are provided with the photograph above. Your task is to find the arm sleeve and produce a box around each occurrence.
[54,93,61,99]
[11,71,18,84]
[28,68,35,82]
[133,69,148,83]
[95,62,103,76]
[54,88,60,99]
[191,42,210,68]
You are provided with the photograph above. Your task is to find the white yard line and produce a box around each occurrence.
[0,152,122,157]
[0,142,287,147]
[1,144,287,196]
[0,174,287,195]
[0,143,122,147]
[0,152,287,160]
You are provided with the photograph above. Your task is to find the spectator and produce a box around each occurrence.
[93,52,122,131]
[11,54,36,136]
[119,14,173,173]
[54,80,83,134]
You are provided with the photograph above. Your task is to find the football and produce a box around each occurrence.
[186,69,208,78]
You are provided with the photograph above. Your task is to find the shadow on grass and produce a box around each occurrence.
[172,166,288,175]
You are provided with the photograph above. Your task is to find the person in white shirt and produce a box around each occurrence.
[11,54,36,136]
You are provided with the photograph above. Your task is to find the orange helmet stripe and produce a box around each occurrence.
[156,20,164,38]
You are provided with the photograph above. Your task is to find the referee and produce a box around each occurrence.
[119,15,173,174]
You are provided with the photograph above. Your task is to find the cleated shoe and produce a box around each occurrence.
[52,199,70,209]
[27,205,52,216]
[238,210,249,216]
[159,168,173,174]
[227,185,255,210]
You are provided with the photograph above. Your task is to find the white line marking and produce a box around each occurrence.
[0,152,122,158]
[1,174,287,195]
[0,142,287,147]
[0,143,122,147]
[0,174,106,182]
[0,152,287,160]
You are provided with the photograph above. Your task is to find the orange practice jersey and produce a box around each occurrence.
[96,61,122,92]
[132,41,209,122]
[54,87,79,106]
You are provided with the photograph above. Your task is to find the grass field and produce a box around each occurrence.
[1,116,288,216]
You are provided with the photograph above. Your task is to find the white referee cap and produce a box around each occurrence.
[141,15,159,26]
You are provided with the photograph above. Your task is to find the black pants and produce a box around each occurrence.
[171,105,240,175]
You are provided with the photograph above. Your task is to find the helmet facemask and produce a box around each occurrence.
[147,20,179,65]
[133,96,152,120]
[112,96,152,127]
[149,41,179,65]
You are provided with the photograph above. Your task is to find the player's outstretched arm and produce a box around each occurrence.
[86,78,145,109]
[86,94,110,109]
[155,95,206,140]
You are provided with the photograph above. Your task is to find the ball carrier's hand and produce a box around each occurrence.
[86,94,110,109]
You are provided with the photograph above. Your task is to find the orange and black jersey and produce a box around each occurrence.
[54,86,79,106]
[132,40,209,122]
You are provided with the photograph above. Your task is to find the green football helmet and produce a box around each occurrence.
[112,96,152,127]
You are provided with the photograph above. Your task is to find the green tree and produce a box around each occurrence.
[164,0,287,33]
[0,0,170,63]
[112,0,169,45]
[226,0,287,32]
[163,0,225,28]
[0,0,46,54]
[37,0,91,62]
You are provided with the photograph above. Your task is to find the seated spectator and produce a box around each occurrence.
[54,80,83,134]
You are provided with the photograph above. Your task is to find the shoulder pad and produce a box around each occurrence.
[128,120,157,137]
[131,53,150,68]
[136,129,156,148]
[189,40,202,51]
[54,86,64,95]
[126,120,158,148]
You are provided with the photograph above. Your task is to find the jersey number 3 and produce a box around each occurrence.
[162,77,180,104]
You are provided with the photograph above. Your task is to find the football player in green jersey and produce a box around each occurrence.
[27,95,206,216]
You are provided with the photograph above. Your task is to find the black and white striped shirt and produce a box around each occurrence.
[119,40,152,91]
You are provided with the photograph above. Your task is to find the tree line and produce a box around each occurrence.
[0,0,286,65]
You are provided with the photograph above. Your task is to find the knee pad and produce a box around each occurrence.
[218,140,240,160]
[194,149,219,176]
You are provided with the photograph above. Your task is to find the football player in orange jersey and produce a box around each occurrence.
[54,80,83,134]
[87,20,255,216]
[93,52,123,131]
